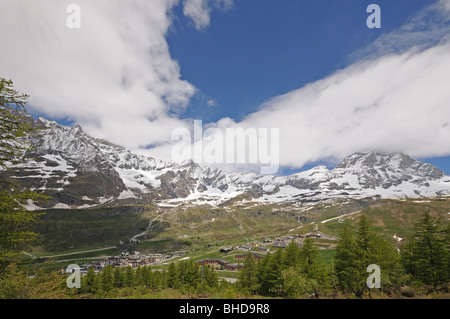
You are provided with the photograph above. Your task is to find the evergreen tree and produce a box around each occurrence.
[177,260,187,286]
[238,253,259,294]
[203,265,218,290]
[356,215,374,252]
[401,211,448,286]
[134,266,145,287]
[99,265,114,292]
[264,249,283,294]
[0,78,32,168]
[299,238,319,279]
[334,227,365,293]
[256,252,270,294]
[113,267,124,288]
[152,270,162,290]
[0,78,46,272]
[82,267,98,294]
[142,266,153,288]
[166,262,179,288]
[356,215,403,289]
[283,240,301,269]
[184,260,201,290]
[445,223,450,280]
[124,265,135,287]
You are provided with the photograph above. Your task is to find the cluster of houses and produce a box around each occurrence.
[74,232,326,274]
[268,233,322,248]
[219,244,267,254]
[79,251,187,273]
[196,252,264,271]
[196,258,243,271]
[235,252,264,260]
[218,232,323,254]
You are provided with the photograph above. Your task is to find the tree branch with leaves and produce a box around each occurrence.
[0,78,46,272]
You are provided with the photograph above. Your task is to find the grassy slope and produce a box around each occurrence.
[26,196,449,268]
[319,197,450,245]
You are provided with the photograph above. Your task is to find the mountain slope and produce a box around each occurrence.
[1,110,449,209]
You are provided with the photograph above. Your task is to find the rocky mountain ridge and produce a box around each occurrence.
[1,110,449,209]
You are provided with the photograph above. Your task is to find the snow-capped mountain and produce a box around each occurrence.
[1,110,449,209]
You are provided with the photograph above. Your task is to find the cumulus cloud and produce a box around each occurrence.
[236,42,450,169]
[183,0,234,30]
[0,0,232,155]
[0,0,199,151]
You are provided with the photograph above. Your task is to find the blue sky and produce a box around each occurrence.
[1,0,450,175]
[169,0,450,174]
[168,0,435,123]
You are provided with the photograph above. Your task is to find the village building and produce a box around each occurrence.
[196,258,243,271]
[220,247,234,253]
[235,252,264,260]
[272,241,287,248]
[237,244,252,251]
[172,251,187,257]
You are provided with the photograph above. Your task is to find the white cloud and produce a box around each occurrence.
[183,0,211,30]
[440,0,450,11]
[0,0,235,157]
[183,0,233,30]
[206,99,217,107]
[235,42,450,169]
[353,0,450,60]
[1,0,449,175]
[0,0,198,151]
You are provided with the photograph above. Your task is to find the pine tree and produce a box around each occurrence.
[184,260,201,290]
[82,267,98,294]
[113,267,124,288]
[334,227,365,293]
[177,260,187,286]
[238,253,259,294]
[124,265,135,287]
[142,266,153,288]
[401,211,448,286]
[0,78,46,272]
[283,240,301,269]
[166,262,179,288]
[99,265,114,292]
[204,265,218,290]
[299,238,319,279]
[0,78,32,168]
[152,270,162,290]
[356,215,403,289]
[134,266,145,287]
[356,215,375,252]
[256,252,270,294]
[264,249,283,294]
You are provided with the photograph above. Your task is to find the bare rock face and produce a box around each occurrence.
[1,110,449,209]
[334,152,444,189]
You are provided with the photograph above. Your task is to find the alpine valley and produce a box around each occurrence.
[2,109,450,255]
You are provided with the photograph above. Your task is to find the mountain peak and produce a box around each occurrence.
[332,151,445,191]
[337,152,413,170]
[1,112,448,208]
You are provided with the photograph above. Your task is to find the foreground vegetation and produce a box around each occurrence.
[1,211,448,299]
